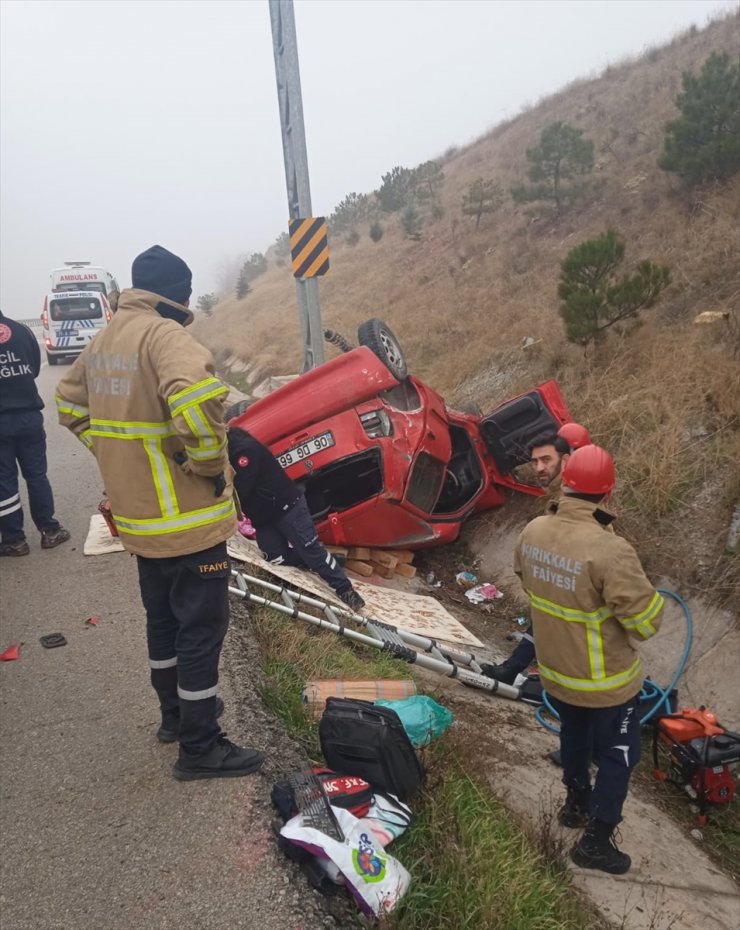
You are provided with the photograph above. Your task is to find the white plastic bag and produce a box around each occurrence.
[280,805,411,918]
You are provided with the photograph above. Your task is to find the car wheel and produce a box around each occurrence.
[357,319,408,380]
[46,352,59,366]
[225,399,252,422]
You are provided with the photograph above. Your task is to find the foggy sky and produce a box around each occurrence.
[0,0,736,319]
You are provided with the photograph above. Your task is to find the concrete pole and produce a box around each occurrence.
[269,0,325,371]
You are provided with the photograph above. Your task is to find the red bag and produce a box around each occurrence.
[312,767,374,818]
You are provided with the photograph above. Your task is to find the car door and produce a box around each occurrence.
[477,379,571,494]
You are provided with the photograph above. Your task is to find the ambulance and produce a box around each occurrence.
[41,290,113,365]
[50,262,120,301]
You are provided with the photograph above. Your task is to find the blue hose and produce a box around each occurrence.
[534,588,693,734]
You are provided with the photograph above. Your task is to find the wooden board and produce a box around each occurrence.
[394,562,417,578]
[389,549,415,564]
[369,561,396,579]
[371,551,399,571]
[347,546,372,561]
[345,559,374,577]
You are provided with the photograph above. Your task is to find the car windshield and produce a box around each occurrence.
[54,282,107,294]
[50,297,103,321]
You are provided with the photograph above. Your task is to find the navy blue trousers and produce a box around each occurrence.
[550,694,641,826]
[137,542,230,753]
[0,409,60,543]
[256,496,350,594]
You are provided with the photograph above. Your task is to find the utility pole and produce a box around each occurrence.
[269,0,325,371]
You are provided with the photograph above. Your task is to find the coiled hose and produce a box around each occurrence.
[534,588,693,734]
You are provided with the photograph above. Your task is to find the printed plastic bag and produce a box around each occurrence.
[375,695,454,748]
[280,805,411,918]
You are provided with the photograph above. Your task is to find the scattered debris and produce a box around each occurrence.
[465,583,504,604]
[0,644,21,661]
[39,633,67,649]
[455,571,477,588]
[85,616,101,627]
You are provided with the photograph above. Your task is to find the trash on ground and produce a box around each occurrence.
[0,644,21,661]
[465,583,504,603]
[302,678,417,719]
[374,695,454,748]
[39,633,67,649]
[85,616,101,627]
[455,571,477,588]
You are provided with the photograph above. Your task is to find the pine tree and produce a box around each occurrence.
[377,166,416,212]
[659,51,740,184]
[461,178,503,227]
[512,122,594,216]
[558,230,670,347]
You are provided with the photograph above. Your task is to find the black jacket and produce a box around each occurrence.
[0,311,43,414]
[227,427,303,527]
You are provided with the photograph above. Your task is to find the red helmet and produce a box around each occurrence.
[561,444,615,495]
[558,421,592,451]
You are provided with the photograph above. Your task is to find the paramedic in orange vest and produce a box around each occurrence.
[56,245,264,781]
[514,445,663,874]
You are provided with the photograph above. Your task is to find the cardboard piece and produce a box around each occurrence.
[226,533,484,647]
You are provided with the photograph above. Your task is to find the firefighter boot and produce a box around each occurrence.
[337,587,365,612]
[173,735,265,781]
[571,819,631,874]
[158,697,225,743]
[480,661,519,685]
[558,786,591,828]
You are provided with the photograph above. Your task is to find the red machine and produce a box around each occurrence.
[653,707,740,824]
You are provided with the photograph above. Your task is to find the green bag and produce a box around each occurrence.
[375,695,454,748]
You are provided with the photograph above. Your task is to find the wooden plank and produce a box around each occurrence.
[369,560,396,579]
[394,562,417,578]
[326,546,349,557]
[347,546,372,561]
[389,549,415,564]
[345,559,374,577]
[370,551,399,571]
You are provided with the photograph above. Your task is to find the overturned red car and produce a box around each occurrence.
[230,320,570,550]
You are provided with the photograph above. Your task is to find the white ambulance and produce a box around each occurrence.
[50,262,120,301]
[41,290,113,365]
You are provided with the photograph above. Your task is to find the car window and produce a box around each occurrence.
[50,297,103,321]
[405,452,445,513]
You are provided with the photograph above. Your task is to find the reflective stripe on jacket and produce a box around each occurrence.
[55,289,236,557]
[514,496,663,708]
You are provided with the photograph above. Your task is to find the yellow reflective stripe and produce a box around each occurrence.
[112,499,235,535]
[183,405,217,445]
[55,395,90,419]
[586,621,605,679]
[89,419,177,440]
[187,438,227,462]
[168,378,228,418]
[538,657,642,692]
[620,592,664,638]
[79,429,93,450]
[144,438,178,517]
[527,591,613,624]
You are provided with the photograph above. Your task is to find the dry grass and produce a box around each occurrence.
[195,12,740,605]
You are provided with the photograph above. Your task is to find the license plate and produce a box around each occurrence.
[278,431,335,468]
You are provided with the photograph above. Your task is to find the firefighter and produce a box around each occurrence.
[227,424,366,612]
[56,245,264,781]
[0,309,70,556]
[514,445,664,874]
[482,423,591,684]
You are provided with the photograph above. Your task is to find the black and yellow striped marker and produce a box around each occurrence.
[289,217,330,278]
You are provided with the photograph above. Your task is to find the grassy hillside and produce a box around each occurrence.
[195,13,740,607]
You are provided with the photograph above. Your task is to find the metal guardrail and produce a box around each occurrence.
[17,317,43,332]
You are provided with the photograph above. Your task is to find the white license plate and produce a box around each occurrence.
[278,431,335,468]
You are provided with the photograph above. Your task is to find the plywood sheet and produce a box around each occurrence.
[227,533,484,648]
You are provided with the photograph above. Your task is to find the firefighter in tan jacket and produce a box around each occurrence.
[56,245,264,781]
[514,444,663,875]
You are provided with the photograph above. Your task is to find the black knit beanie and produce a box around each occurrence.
[131,245,193,305]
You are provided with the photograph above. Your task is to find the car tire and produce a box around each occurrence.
[357,319,408,381]
[47,352,59,366]
[225,399,252,422]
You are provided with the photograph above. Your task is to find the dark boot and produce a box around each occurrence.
[40,526,71,549]
[173,734,265,781]
[558,786,591,828]
[480,662,519,685]
[0,538,30,557]
[571,819,631,874]
[337,587,365,612]
[158,697,225,743]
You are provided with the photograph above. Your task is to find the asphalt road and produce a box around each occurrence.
[0,363,337,930]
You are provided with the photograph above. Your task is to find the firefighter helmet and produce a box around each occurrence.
[561,444,615,495]
[558,421,592,451]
